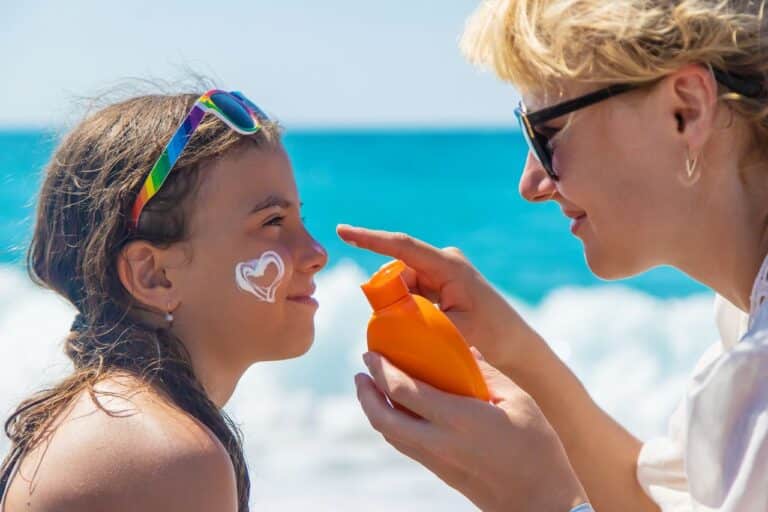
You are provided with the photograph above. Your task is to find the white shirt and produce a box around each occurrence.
[636,257,768,511]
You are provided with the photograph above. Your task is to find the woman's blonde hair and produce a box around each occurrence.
[461,0,768,131]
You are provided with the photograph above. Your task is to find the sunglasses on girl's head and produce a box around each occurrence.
[514,67,766,181]
[129,89,270,230]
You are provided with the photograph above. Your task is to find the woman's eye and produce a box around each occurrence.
[534,125,560,138]
[535,125,561,151]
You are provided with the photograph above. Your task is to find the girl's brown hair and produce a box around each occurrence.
[0,92,281,511]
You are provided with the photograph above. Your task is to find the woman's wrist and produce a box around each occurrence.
[558,486,591,512]
[554,491,591,512]
[528,490,590,512]
[518,456,589,512]
[485,304,545,371]
[495,323,552,378]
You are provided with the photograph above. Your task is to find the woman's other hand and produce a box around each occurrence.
[356,349,588,512]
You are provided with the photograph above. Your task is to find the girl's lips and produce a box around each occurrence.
[287,296,319,308]
[287,285,318,307]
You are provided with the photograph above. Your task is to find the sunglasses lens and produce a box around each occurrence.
[210,92,256,131]
[515,112,539,163]
[231,91,269,120]
[515,109,556,179]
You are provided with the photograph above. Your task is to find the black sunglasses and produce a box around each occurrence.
[514,83,639,180]
[514,68,765,180]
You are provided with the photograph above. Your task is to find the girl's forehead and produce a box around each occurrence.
[188,149,297,230]
[187,147,293,222]
[201,146,292,194]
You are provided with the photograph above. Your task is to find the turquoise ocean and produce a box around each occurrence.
[0,129,717,510]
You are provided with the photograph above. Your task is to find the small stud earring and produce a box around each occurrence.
[165,303,175,328]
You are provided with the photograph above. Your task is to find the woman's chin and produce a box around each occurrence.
[583,245,644,281]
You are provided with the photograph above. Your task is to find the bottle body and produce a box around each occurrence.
[363,263,489,401]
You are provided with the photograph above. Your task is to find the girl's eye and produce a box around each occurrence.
[264,215,285,227]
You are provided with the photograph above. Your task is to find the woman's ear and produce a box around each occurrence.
[117,240,181,314]
[664,63,719,154]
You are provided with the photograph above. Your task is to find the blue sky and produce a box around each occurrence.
[3,0,520,128]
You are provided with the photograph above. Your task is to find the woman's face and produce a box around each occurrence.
[518,78,708,279]
[169,144,328,367]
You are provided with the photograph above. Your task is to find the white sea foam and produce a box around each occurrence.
[0,261,717,510]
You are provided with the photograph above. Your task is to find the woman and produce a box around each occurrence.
[0,91,327,511]
[340,0,768,510]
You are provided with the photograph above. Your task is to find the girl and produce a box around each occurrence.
[1,90,327,511]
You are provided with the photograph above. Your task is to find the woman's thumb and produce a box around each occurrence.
[470,347,521,401]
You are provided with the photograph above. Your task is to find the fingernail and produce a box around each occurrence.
[470,346,485,361]
[362,352,371,367]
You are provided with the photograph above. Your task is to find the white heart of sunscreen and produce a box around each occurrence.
[235,251,286,303]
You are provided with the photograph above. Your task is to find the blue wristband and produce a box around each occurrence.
[570,505,594,512]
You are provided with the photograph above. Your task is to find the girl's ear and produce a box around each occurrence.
[117,240,182,313]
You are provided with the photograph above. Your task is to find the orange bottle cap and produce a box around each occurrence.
[361,260,410,311]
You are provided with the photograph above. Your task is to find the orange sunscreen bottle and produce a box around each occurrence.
[361,260,490,401]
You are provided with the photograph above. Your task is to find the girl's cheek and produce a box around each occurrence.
[234,250,287,304]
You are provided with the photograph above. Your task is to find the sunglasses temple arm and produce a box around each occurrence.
[130,104,208,227]
[162,104,207,165]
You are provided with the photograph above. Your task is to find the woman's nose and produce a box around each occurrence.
[518,153,557,202]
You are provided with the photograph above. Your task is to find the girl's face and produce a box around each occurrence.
[168,145,327,368]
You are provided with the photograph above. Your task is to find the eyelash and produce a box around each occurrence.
[265,215,285,227]
[263,215,308,227]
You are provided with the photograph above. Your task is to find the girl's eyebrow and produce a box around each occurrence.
[248,195,294,216]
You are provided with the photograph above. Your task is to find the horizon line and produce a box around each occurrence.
[0,123,521,135]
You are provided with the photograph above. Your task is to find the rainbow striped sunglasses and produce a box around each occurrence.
[130,89,269,230]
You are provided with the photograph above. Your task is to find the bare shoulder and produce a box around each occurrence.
[4,374,238,512]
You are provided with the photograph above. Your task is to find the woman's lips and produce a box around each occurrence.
[563,210,587,234]
[570,213,587,234]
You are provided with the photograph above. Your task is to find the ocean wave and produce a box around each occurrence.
[0,261,717,510]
